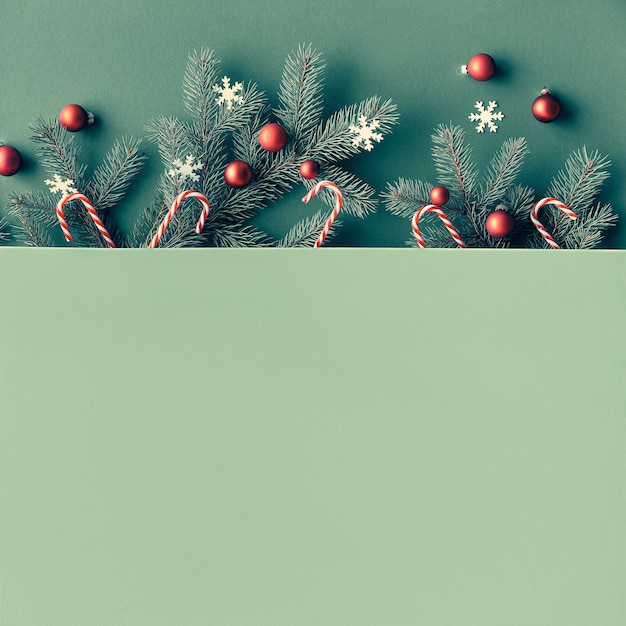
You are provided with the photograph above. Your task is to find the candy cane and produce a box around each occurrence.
[302,180,343,248]
[55,192,116,248]
[530,197,577,249]
[411,204,467,248]
[149,190,211,248]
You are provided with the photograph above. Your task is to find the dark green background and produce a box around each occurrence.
[1,0,624,246]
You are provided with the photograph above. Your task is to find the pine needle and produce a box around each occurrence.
[381,178,434,219]
[478,137,529,207]
[275,44,326,151]
[431,124,478,206]
[86,136,146,212]
[277,210,341,247]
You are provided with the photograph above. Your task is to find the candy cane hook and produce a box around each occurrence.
[149,190,211,248]
[530,197,577,249]
[55,192,116,248]
[302,180,343,248]
[411,204,467,248]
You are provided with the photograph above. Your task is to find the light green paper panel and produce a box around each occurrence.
[0,249,624,625]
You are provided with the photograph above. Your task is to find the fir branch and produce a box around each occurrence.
[0,220,9,244]
[275,44,325,151]
[211,83,268,136]
[547,147,611,213]
[431,124,478,206]
[277,210,341,247]
[304,164,377,218]
[128,202,162,248]
[6,192,57,246]
[145,116,195,173]
[530,201,618,250]
[208,223,269,248]
[183,48,221,131]
[478,137,529,207]
[563,203,617,249]
[30,117,88,187]
[231,106,274,171]
[306,97,398,163]
[538,148,616,249]
[381,178,435,219]
[85,136,145,212]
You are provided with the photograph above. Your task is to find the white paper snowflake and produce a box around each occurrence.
[45,174,78,196]
[468,101,504,133]
[212,76,244,110]
[348,115,383,151]
[168,154,203,183]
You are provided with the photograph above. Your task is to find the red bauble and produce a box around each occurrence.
[466,53,496,81]
[485,209,514,238]
[299,159,320,180]
[0,145,22,176]
[532,90,560,123]
[224,160,253,187]
[429,185,450,205]
[59,104,93,132]
[258,122,288,152]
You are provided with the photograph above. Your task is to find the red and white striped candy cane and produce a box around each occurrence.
[302,180,343,248]
[411,204,467,248]
[149,190,211,248]
[530,197,577,249]
[55,192,116,248]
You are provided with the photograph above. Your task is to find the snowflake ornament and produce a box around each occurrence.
[212,76,244,110]
[468,101,504,133]
[349,115,383,151]
[168,154,203,183]
[45,174,78,196]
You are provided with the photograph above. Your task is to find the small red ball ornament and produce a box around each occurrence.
[59,104,94,132]
[485,208,514,238]
[465,53,496,81]
[299,159,320,180]
[429,185,450,205]
[532,89,560,123]
[224,160,253,188]
[258,122,288,152]
[0,144,22,176]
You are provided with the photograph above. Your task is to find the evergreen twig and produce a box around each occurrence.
[431,124,478,207]
[277,210,340,247]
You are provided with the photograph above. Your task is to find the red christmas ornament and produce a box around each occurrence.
[258,122,288,152]
[532,89,560,123]
[224,160,253,187]
[0,144,22,176]
[429,185,450,205]
[485,208,515,238]
[465,53,496,81]
[299,159,320,180]
[59,104,94,132]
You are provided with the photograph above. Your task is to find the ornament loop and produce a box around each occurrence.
[411,204,467,249]
[55,192,115,247]
[302,180,344,248]
[530,197,577,249]
[149,190,211,248]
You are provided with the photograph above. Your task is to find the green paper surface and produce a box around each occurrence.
[1,249,624,624]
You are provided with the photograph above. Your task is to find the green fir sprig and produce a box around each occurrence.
[5,118,145,247]
[383,124,532,248]
[533,148,617,249]
[384,125,616,249]
[137,44,398,248]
